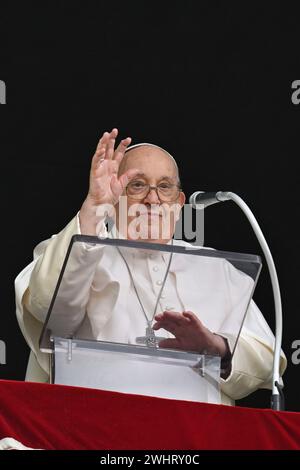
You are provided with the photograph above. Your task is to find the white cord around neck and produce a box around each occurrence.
[116,242,173,328]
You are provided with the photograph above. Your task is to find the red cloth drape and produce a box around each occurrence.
[0,379,299,450]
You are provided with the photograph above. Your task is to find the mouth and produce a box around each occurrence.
[137,211,162,217]
[146,212,162,218]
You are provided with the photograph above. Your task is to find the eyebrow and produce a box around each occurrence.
[133,173,176,182]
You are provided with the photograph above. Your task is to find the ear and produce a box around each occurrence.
[174,191,186,222]
[178,191,186,207]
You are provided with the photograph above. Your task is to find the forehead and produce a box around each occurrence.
[122,146,178,179]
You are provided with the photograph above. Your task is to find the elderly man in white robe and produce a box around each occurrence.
[15,128,286,406]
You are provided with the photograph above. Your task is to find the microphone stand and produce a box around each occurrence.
[198,191,284,410]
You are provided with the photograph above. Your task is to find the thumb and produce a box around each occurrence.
[119,168,140,189]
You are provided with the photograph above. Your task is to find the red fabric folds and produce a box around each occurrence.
[0,379,299,450]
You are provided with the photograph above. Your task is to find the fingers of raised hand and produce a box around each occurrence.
[92,129,118,169]
[94,128,117,159]
[92,146,106,171]
[92,130,110,169]
[105,128,118,160]
[118,168,140,190]
[95,131,110,152]
[114,137,132,164]
[93,129,131,170]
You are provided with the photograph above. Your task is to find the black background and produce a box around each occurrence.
[0,1,299,410]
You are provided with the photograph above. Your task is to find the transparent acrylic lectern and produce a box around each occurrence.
[39,235,262,404]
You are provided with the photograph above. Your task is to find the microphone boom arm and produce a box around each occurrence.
[193,191,283,410]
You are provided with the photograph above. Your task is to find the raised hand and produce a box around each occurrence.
[88,128,139,206]
[79,128,140,235]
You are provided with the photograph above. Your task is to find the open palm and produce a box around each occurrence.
[89,128,139,206]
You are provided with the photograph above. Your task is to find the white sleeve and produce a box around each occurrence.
[23,214,107,330]
[15,214,108,376]
[220,300,287,400]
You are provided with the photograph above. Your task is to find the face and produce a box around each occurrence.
[115,146,185,243]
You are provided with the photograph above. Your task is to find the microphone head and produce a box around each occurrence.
[189,191,205,209]
[189,191,231,208]
[189,191,220,209]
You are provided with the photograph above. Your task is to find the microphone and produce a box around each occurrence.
[189,190,284,411]
[189,191,231,208]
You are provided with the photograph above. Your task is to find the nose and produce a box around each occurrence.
[144,187,160,204]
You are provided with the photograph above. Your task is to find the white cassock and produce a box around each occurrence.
[14,214,287,406]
